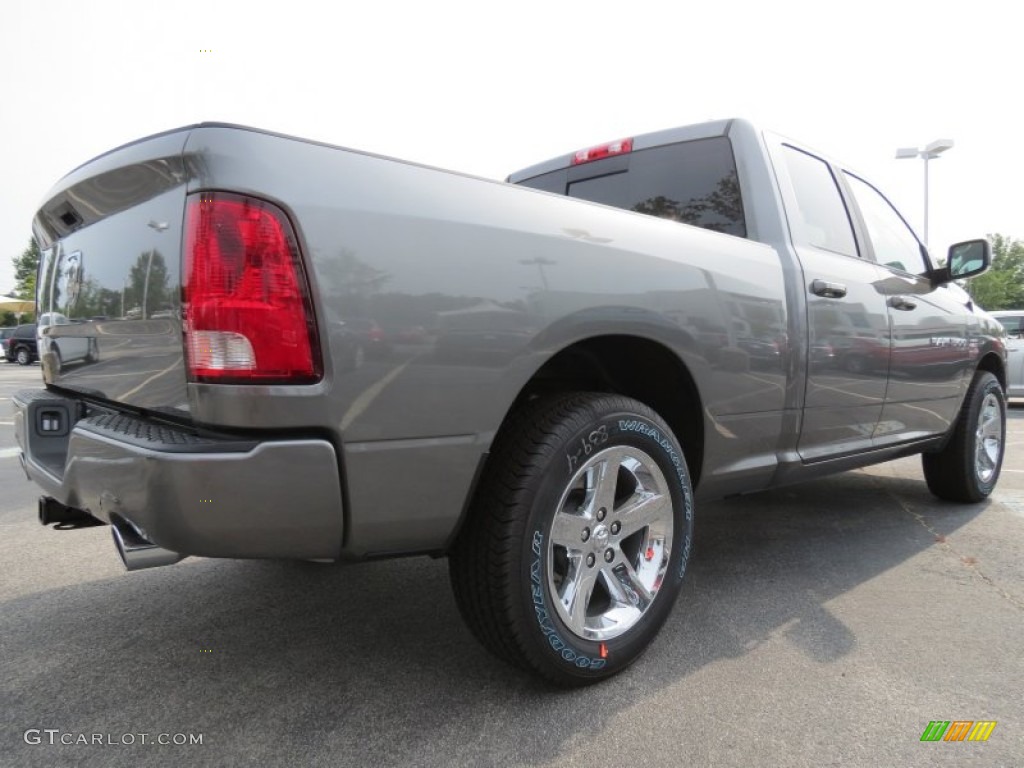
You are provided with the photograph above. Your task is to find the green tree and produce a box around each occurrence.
[13,238,40,300]
[969,234,1024,310]
[632,171,744,234]
[125,250,170,318]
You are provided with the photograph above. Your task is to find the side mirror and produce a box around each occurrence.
[947,239,991,280]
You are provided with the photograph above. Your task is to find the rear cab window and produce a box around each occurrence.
[514,136,747,238]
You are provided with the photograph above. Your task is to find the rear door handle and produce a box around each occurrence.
[810,279,847,299]
[889,295,917,311]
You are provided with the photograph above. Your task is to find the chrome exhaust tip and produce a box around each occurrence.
[110,517,183,571]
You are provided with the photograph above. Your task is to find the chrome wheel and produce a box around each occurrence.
[449,393,692,684]
[975,392,1002,484]
[923,371,1004,503]
[547,445,673,642]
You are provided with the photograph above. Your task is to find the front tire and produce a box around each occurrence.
[449,393,694,686]
[923,371,1005,502]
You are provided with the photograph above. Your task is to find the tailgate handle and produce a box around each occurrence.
[810,279,847,299]
[889,295,917,311]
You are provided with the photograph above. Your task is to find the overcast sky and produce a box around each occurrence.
[1,0,1018,295]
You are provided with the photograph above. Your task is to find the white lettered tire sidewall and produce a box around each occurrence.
[518,402,693,682]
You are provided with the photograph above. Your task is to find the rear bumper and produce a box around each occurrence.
[13,389,344,560]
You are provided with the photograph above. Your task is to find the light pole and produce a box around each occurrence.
[895,138,954,247]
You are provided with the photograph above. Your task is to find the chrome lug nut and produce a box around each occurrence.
[597,507,607,522]
[610,521,621,535]
[586,553,596,568]
[581,527,591,542]
[604,548,614,563]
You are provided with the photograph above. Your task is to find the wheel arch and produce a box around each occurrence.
[975,351,1006,391]
[505,334,705,488]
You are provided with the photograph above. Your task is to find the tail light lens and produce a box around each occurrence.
[183,192,322,383]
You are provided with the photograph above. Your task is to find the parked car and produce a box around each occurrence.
[322,310,365,372]
[991,311,1023,396]
[37,311,99,372]
[0,327,17,360]
[342,317,391,358]
[6,324,38,365]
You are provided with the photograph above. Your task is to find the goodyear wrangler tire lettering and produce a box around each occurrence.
[528,529,606,671]
[449,393,694,686]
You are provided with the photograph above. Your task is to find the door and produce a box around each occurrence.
[843,172,971,443]
[774,145,891,461]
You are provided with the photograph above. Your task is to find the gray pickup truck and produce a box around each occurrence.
[16,119,1005,685]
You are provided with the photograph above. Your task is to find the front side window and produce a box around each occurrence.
[780,146,858,258]
[844,172,929,275]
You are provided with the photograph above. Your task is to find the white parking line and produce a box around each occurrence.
[118,359,182,399]
[0,447,21,458]
[340,361,411,431]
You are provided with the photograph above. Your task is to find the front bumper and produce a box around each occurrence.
[14,389,344,560]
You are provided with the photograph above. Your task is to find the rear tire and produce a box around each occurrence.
[449,393,694,686]
[15,346,30,366]
[923,371,1005,502]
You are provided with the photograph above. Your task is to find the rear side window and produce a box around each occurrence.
[780,146,858,258]
[517,137,746,237]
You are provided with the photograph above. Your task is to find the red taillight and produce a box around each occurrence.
[571,138,633,166]
[182,192,321,383]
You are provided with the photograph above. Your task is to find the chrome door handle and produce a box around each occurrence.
[889,296,917,311]
[810,279,847,298]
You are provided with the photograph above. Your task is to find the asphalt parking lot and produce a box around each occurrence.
[1,362,1021,768]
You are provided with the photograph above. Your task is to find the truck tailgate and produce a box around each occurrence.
[33,128,193,414]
